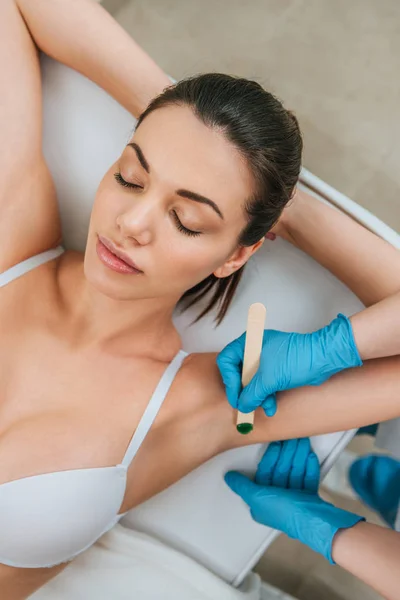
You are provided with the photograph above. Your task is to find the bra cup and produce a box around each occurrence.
[0,465,127,568]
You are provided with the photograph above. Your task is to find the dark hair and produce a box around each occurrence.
[137,73,302,324]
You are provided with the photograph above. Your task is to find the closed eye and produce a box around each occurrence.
[114,172,142,189]
[114,172,201,238]
[171,211,201,237]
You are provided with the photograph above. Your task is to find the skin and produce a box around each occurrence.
[85,104,260,309]
[274,190,400,360]
[1,1,400,597]
[332,523,400,600]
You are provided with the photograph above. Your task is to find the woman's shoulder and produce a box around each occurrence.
[0,248,78,325]
[175,351,229,411]
[0,247,76,290]
[181,351,221,384]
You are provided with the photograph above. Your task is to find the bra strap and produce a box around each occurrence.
[0,246,64,288]
[121,350,188,468]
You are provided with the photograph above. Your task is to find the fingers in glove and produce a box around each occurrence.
[288,438,312,490]
[261,393,277,417]
[272,439,299,488]
[216,334,246,409]
[303,451,321,493]
[256,442,282,486]
[237,370,267,413]
[224,472,261,507]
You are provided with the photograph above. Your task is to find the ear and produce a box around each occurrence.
[214,238,264,278]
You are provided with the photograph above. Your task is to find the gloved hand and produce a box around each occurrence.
[225,439,364,564]
[217,313,362,416]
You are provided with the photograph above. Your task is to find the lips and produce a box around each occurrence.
[96,235,144,275]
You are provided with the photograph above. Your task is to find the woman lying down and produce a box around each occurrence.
[1,0,400,598]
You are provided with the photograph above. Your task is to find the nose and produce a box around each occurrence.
[116,196,156,246]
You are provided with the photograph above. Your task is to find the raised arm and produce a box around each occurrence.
[17,0,171,117]
[281,190,400,359]
[0,0,61,273]
[220,354,400,447]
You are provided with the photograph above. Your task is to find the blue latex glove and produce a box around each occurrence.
[225,439,364,564]
[217,313,362,417]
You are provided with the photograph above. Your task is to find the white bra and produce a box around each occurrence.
[0,247,188,568]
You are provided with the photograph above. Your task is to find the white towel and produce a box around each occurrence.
[30,524,261,600]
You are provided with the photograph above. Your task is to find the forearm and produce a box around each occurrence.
[332,522,400,600]
[242,356,400,445]
[283,191,400,307]
[282,191,400,360]
[351,291,400,360]
[16,0,171,117]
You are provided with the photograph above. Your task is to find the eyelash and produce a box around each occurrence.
[113,172,201,238]
[114,171,141,189]
[171,212,201,237]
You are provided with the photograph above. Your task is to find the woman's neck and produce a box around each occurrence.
[56,252,181,359]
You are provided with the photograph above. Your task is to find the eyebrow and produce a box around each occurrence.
[126,142,224,220]
[176,189,224,220]
[127,142,150,173]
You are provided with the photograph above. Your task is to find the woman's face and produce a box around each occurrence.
[85,104,261,302]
